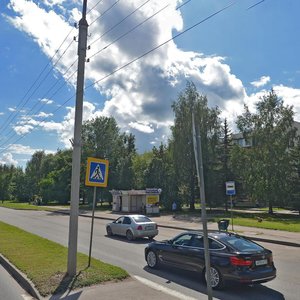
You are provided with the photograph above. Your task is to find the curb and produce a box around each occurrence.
[0,254,42,300]
[55,209,300,248]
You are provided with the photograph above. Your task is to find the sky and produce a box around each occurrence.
[1,0,300,169]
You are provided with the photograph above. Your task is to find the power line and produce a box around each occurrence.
[0,27,76,138]
[87,0,105,15]
[87,3,170,61]
[89,0,122,26]
[247,0,265,10]
[0,69,78,151]
[0,1,235,155]
[0,63,78,149]
[87,2,235,89]
[87,0,191,61]
[88,0,152,48]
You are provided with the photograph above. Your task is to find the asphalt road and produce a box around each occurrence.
[0,207,298,300]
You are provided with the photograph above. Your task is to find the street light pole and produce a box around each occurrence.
[67,0,88,277]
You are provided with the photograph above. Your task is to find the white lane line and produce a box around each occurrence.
[134,275,197,300]
[21,295,35,300]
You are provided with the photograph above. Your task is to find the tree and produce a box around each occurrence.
[289,139,300,215]
[132,151,153,189]
[24,151,46,200]
[81,116,136,203]
[144,144,176,209]
[171,81,222,210]
[234,90,297,214]
[218,118,235,211]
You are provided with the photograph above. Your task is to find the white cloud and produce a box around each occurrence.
[0,152,18,166]
[4,0,249,150]
[34,112,54,118]
[5,0,300,155]
[40,98,54,105]
[129,121,154,133]
[273,85,300,121]
[7,144,55,155]
[13,124,34,135]
[251,76,271,88]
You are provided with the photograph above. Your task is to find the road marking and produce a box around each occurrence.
[134,275,197,300]
[21,294,35,300]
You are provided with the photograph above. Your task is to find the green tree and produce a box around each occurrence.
[234,90,297,214]
[132,151,153,189]
[171,81,222,210]
[24,151,46,200]
[81,116,136,203]
[289,139,300,215]
[145,144,176,209]
[217,118,235,211]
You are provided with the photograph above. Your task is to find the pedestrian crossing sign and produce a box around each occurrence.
[85,157,109,187]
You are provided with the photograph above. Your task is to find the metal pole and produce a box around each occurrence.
[230,195,234,231]
[88,186,97,267]
[192,113,213,300]
[67,0,88,276]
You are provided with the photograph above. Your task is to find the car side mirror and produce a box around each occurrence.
[167,239,173,244]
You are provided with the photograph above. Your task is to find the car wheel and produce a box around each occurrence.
[204,266,224,289]
[146,250,159,268]
[106,226,113,236]
[148,236,155,240]
[126,230,134,241]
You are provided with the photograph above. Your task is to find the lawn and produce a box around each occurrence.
[0,221,128,297]
[0,200,56,211]
[213,212,300,232]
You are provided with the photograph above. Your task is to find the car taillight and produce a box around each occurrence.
[230,256,253,266]
[137,225,143,230]
[268,254,273,264]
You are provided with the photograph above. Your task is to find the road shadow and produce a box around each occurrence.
[143,265,285,300]
[105,234,154,244]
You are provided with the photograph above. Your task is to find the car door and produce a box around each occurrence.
[119,216,132,236]
[111,217,124,235]
[160,233,194,270]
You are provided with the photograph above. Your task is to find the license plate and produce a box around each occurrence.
[145,226,153,230]
[255,259,267,266]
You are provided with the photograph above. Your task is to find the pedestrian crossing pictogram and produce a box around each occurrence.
[91,164,104,180]
[85,157,109,187]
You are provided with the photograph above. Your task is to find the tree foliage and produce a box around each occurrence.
[232,90,297,213]
[171,81,222,210]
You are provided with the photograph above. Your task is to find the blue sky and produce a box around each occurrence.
[1,0,300,169]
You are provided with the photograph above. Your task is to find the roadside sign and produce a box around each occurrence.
[85,157,109,187]
[225,181,236,196]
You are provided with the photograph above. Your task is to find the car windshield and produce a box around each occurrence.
[219,235,264,252]
[133,216,152,223]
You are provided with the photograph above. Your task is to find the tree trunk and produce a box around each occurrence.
[268,202,273,214]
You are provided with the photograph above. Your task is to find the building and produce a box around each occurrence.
[110,188,161,215]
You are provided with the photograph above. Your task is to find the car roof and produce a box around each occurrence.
[180,230,239,239]
[121,214,149,218]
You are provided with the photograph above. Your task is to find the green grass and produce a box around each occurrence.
[0,221,128,296]
[0,200,56,211]
[212,212,300,232]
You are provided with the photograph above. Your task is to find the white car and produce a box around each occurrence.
[106,215,159,241]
